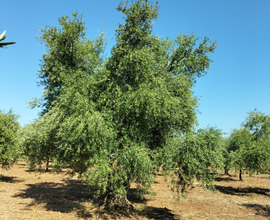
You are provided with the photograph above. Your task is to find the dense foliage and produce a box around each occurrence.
[21,118,59,172]
[23,0,219,209]
[226,110,270,180]
[0,109,20,168]
[160,127,225,196]
[27,12,106,115]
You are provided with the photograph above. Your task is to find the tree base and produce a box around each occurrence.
[101,193,134,213]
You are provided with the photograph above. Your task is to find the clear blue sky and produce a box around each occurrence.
[0,0,269,136]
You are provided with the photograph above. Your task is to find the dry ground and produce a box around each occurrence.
[0,162,269,220]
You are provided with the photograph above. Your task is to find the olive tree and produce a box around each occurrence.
[243,109,270,141]
[227,128,252,181]
[227,110,270,180]
[21,118,59,172]
[159,127,225,196]
[26,0,217,210]
[0,109,20,168]
[242,110,270,174]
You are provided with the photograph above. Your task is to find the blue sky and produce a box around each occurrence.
[0,0,269,136]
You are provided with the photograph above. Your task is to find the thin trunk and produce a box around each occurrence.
[45,158,49,172]
[239,169,242,181]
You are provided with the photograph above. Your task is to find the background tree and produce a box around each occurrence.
[160,127,224,196]
[243,109,270,141]
[25,0,216,210]
[242,110,270,174]
[0,110,20,168]
[227,110,270,180]
[227,128,252,181]
[220,136,231,175]
[21,118,58,172]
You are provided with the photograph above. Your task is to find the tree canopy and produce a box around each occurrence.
[28,12,106,115]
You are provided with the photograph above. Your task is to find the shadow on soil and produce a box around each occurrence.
[13,179,181,219]
[0,174,23,183]
[135,206,181,220]
[242,203,270,218]
[24,164,65,173]
[94,206,180,220]
[215,177,237,182]
[13,180,94,218]
[215,185,270,197]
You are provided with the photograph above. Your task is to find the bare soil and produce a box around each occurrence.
[1,162,269,219]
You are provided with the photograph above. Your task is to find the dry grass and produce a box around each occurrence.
[0,162,269,219]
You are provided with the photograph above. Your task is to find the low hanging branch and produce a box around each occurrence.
[0,30,16,48]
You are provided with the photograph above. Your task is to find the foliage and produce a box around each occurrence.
[227,110,270,180]
[243,109,270,141]
[227,128,252,180]
[221,136,231,174]
[28,12,107,115]
[0,109,20,168]
[21,118,58,172]
[160,127,224,196]
[25,0,217,209]
[23,12,106,171]
[0,30,16,49]
[243,110,270,173]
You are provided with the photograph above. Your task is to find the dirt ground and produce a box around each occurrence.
[0,162,269,220]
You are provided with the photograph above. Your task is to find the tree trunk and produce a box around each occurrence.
[102,192,134,211]
[45,158,49,172]
[224,167,229,175]
[102,172,133,212]
[239,169,242,181]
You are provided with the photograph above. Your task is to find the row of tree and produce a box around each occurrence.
[1,0,269,210]
[1,108,269,208]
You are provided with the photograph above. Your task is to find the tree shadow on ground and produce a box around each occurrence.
[215,185,270,197]
[12,179,181,219]
[215,177,237,182]
[17,162,27,167]
[24,165,66,174]
[136,206,181,220]
[127,188,147,204]
[0,174,23,183]
[242,203,270,218]
[95,206,180,220]
[13,179,94,218]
